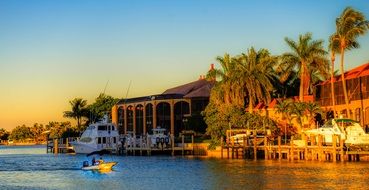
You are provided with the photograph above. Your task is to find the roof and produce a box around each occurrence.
[320,62,369,85]
[163,79,215,98]
[116,79,214,105]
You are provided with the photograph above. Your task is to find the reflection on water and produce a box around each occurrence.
[1,145,369,189]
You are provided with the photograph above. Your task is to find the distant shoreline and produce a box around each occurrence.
[1,142,46,146]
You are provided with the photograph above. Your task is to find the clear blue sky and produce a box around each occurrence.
[1,0,369,130]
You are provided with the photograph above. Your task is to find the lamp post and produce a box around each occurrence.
[182,118,188,131]
[146,120,152,132]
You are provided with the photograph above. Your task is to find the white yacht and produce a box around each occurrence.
[70,115,120,154]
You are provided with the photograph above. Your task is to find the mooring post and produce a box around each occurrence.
[340,138,344,162]
[191,134,194,155]
[221,136,224,159]
[54,138,58,155]
[317,135,322,161]
[278,136,281,160]
[264,136,268,160]
[140,136,143,156]
[243,136,246,159]
[332,135,337,162]
[290,136,294,161]
[227,136,230,159]
[253,133,257,160]
[171,134,175,156]
[182,135,185,156]
[302,134,307,160]
[231,137,234,159]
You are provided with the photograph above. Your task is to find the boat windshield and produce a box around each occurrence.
[335,119,358,129]
[80,137,92,143]
[153,129,166,135]
[322,120,333,128]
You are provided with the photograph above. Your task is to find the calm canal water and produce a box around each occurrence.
[1,145,369,190]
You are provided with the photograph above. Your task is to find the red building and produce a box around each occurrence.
[315,62,369,126]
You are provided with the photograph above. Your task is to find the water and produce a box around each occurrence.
[1,146,369,190]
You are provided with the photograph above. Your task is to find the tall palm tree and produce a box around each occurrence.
[330,7,369,115]
[236,47,277,113]
[281,33,329,102]
[63,98,88,131]
[206,53,238,105]
[206,53,236,81]
[328,36,340,116]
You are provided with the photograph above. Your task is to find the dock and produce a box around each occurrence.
[46,134,202,156]
[46,137,76,154]
[222,129,369,161]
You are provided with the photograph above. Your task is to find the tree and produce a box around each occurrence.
[305,102,323,127]
[30,123,45,143]
[206,53,238,105]
[275,99,293,143]
[46,121,73,139]
[63,98,88,131]
[281,33,329,101]
[330,7,369,115]
[328,35,340,116]
[0,128,10,141]
[88,93,119,123]
[9,125,33,142]
[235,47,277,112]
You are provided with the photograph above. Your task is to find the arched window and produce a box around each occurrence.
[127,105,134,132]
[146,104,153,134]
[135,105,144,135]
[174,101,190,136]
[156,102,171,132]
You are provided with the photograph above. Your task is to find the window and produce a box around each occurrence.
[98,125,107,130]
[98,137,101,144]
[113,137,116,143]
[102,137,106,144]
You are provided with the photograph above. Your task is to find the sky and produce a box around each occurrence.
[1,0,369,130]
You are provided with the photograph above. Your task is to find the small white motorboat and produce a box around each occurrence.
[82,161,117,171]
[82,149,118,171]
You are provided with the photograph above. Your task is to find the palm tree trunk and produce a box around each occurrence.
[77,117,81,131]
[249,97,253,113]
[330,52,336,117]
[299,62,305,102]
[340,47,350,117]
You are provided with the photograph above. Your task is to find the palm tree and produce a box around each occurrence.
[289,102,306,133]
[206,53,238,105]
[235,47,277,113]
[275,99,293,143]
[328,36,340,116]
[31,123,44,143]
[281,33,329,102]
[206,53,236,81]
[305,102,323,128]
[330,7,369,115]
[63,98,88,131]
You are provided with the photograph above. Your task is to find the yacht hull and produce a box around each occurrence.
[70,142,98,154]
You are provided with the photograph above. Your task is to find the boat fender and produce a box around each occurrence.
[156,137,160,144]
[165,137,170,144]
[160,137,165,143]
